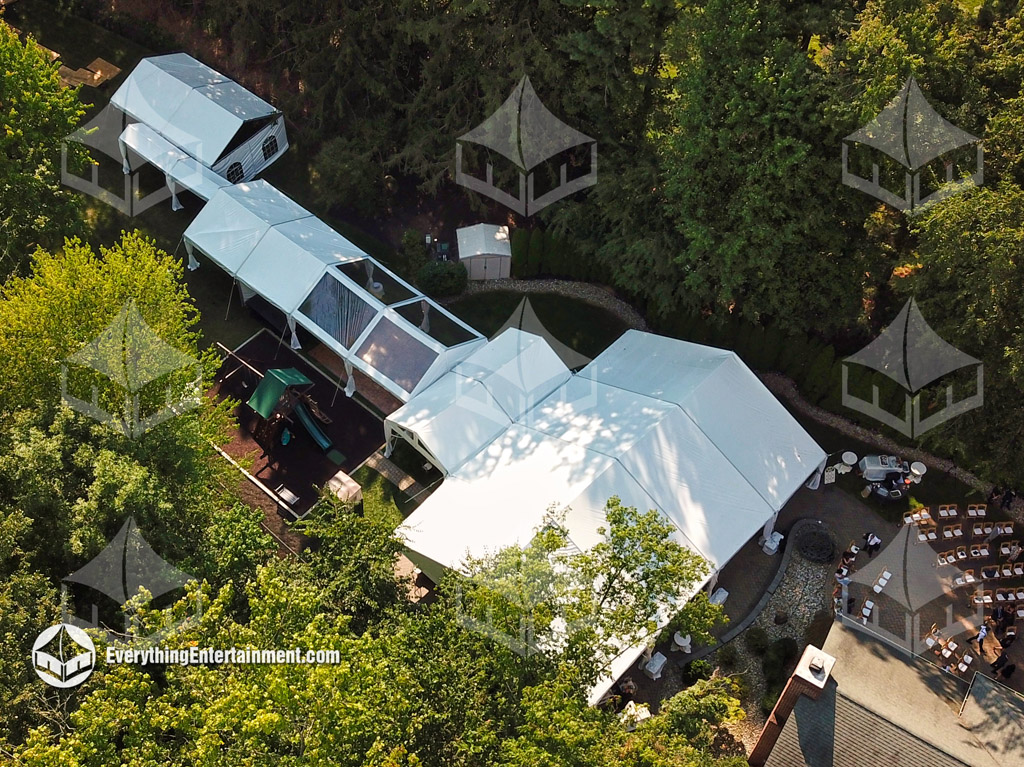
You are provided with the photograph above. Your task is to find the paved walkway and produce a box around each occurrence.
[363,450,426,497]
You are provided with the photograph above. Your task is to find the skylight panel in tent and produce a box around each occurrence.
[335,261,416,306]
[356,316,439,394]
[394,301,478,348]
[299,275,378,350]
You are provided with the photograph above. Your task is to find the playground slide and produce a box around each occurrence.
[293,402,333,451]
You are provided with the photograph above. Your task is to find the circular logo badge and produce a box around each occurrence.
[32,623,96,688]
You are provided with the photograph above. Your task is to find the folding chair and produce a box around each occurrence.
[978,543,990,557]
[970,545,983,559]
[1006,626,1018,642]
[903,511,916,526]
[1013,563,1024,577]
[996,589,1011,602]
[917,508,932,522]
[1000,540,1018,556]
[1003,522,1015,536]
[952,524,964,538]
[983,523,995,536]
[861,599,875,624]
[982,566,999,581]
[973,523,985,537]
[940,504,959,518]
[918,527,931,544]
[1001,564,1014,578]
[956,546,968,561]
[1016,588,1024,600]
[973,590,994,605]
[937,550,954,566]
[968,503,987,518]
[873,570,892,593]
[954,569,975,586]
[943,525,956,540]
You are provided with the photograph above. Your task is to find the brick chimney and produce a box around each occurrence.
[748,644,836,767]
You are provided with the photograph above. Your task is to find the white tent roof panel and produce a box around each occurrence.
[386,373,512,472]
[110,53,277,167]
[119,123,230,202]
[454,329,571,422]
[580,330,825,511]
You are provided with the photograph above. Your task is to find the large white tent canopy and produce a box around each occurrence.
[399,330,825,703]
[184,181,484,400]
[110,53,279,167]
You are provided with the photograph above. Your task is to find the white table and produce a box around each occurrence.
[643,651,667,680]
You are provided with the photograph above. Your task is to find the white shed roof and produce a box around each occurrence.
[456,224,512,259]
[110,53,279,167]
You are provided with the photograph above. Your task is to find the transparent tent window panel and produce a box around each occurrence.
[394,301,476,348]
[299,274,377,349]
[335,261,415,306]
[356,317,438,394]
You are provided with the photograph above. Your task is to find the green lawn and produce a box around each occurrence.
[446,289,631,361]
[350,465,419,529]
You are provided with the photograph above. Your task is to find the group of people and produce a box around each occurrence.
[987,487,1018,512]
[967,608,1018,681]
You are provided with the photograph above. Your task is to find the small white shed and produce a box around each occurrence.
[456,224,512,280]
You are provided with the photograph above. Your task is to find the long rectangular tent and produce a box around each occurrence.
[184,180,485,401]
[398,329,826,703]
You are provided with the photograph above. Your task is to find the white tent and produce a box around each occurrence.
[384,328,571,473]
[184,181,485,401]
[578,330,826,515]
[118,123,230,208]
[399,330,825,702]
[110,53,288,183]
[456,224,512,280]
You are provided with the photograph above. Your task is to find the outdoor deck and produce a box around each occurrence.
[210,330,385,518]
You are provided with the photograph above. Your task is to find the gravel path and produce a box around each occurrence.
[446,278,649,331]
[718,555,833,751]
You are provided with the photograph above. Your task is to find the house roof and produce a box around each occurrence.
[765,621,1024,767]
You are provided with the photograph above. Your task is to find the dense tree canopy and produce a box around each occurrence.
[0,21,85,276]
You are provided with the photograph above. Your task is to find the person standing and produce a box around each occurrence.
[1002,488,1017,511]
[970,622,990,653]
[988,487,1002,506]
[864,532,882,557]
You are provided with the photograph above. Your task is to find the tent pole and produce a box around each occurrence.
[224,281,235,321]
[330,371,342,407]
